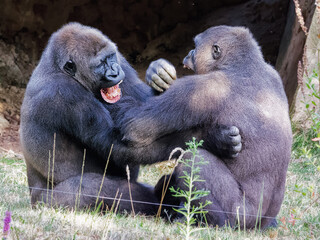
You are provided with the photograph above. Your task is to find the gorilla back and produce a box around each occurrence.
[20,22,157,213]
[119,26,293,228]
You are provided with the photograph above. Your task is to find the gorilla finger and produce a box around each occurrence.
[150,81,164,92]
[145,72,153,84]
[230,153,239,158]
[232,142,242,153]
[152,74,170,90]
[229,143,242,158]
[231,135,241,145]
[229,126,240,136]
[145,65,157,84]
[158,68,174,85]
[161,61,177,80]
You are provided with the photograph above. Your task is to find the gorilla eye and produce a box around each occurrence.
[63,60,77,76]
[212,45,221,60]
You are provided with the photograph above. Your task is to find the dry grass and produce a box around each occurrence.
[1,151,320,239]
[1,2,319,239]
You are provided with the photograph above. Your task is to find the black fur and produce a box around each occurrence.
[20,22,158,213]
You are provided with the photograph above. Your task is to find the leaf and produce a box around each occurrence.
[93,201,103,214]
[313,93,320,100]
[306,82,311,89]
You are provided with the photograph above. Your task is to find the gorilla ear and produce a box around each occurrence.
[63,60,77,76]
[212,45,222,60]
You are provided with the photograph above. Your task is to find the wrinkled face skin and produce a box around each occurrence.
[55,23,125,104]
[182,26,225,74]
[183,49,196,72]
[90,50,125,104]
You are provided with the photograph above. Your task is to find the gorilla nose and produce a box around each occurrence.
[183,49,195,71]
[105,63,125,87]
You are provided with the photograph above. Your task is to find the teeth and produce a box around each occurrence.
[101,83,121,101]
[105,86,120,98]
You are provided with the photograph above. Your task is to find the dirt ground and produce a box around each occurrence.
[0,86,25,156]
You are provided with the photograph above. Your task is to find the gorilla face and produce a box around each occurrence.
[183,26,259,75]
[54,23,125,104]
[182,31,223,75]
[91,52,125,104]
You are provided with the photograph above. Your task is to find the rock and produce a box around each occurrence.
[0,115,9,131]
[0,103,9,132]
[0,40,36,87]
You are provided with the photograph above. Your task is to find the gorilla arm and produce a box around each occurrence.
[119,71,231,146]
[31,77,115,159]
[67,100,115,158]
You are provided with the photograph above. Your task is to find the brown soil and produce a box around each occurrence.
[0,86,25,155]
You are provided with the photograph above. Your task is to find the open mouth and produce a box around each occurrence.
[100,81,122,104]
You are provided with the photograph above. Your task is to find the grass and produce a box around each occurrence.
[1,136,320,240]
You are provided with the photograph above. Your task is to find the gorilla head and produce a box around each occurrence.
[183,26,263,74]
[48,22,124,103]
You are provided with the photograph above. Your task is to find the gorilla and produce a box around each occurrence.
[20,23,241,214]
[117,26,292,228]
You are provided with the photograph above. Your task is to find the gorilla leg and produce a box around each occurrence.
[26,163,50,205]
[156,149,269,228]
[32,172,158,215]
[155,172,228,225]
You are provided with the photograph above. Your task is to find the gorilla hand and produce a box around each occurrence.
[204,125,242,159]
[146,58,177,92]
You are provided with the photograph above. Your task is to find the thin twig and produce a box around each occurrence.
[51,133,56,207]
[75,149,86,210]
[156,147,185,218]
[95,144,114,210]
[299,194,320,218]
[110,189,120,213]
[46,150,51,204]
[298,61,305,96]
[126,165,135,216]
[293,0,308,35]
[114,192,123,214]
[243,191,246,232]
